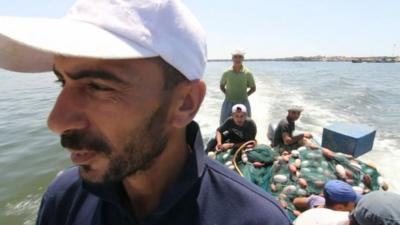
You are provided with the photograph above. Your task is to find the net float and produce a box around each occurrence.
[225,161,232,166]
[207,151,216,159]
[298,178,308,188]
[241,153,248,163]
[291,150,300,158]
[363,174,372,188]
[289,164,297,173]
[271,183,277,192]
[335,164,346,178]
[322,148,335,159]
[282,185,297,195]
[294,159,302,168]
[297,188,307,196]
[274,174,288,183]
[253,161,265,168]
[345,169,353,178]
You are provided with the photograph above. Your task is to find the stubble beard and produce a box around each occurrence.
[80,98,171,184]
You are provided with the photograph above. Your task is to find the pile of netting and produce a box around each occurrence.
[210,141,389,221]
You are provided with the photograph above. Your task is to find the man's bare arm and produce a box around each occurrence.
[247,86,256,96]
[216,131,223,146]
[282,132,304,145]
[220,84,226,94]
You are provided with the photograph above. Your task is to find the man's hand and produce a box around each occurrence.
[247,86,256,96]
[303,132,313,139]
[215,143,223,152]
[222,143,234,149]
[220,84,226,94]
[215,143,234,152]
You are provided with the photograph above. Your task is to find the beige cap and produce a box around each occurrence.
[231,49,245,56]
[288,105,304,112]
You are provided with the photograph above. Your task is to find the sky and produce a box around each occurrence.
[0,0,399,59]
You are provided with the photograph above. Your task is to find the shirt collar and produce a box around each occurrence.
[82,121,206,215]
[231,64,245,72]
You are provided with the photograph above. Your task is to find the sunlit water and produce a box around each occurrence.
[1,61,399,224]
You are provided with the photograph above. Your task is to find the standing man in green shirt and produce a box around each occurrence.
[220,49,256,124]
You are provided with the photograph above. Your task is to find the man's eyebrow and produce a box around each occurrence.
[52,66,127,84]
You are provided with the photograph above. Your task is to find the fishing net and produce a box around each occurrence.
[211,141,388,221]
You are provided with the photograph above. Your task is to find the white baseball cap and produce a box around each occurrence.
[231,49,245,56]
[232,104,247,113]
[0,0,207,80]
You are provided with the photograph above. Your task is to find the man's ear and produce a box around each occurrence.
[170,80,206,128]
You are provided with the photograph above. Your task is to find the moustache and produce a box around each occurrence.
[60,130,111,155]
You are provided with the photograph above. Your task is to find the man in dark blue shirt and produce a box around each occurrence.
[36,122,291,225]
[0,0,291,224]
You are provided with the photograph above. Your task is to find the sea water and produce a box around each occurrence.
[1,61,399,224]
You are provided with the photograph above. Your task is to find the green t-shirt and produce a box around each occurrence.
[220,66,255,102]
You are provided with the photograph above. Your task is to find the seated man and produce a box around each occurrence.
[206,104,257,152]
[272,106,316,152]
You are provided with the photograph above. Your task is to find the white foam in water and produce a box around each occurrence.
[360,138,400,192]
[4,193,41,225]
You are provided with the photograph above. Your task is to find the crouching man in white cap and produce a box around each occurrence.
[272,106,317,153]
[0,0,291,225]
[206,104,257,152]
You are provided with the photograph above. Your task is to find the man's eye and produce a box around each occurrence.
[54,79,65,87]
[87,82,113,91]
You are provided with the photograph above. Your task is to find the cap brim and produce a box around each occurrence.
[231,53,245,56]
[0,16,158,73]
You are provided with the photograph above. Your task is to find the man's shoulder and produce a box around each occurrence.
[224,67,234,72]
[278,118,289,127]
[219,117,234,128]
[42,167,84,203]
[46,167,81,194]
[201,158,291,224]
[37,167,89,225]
[245,118,256,126]
[222,68,234,77]
[242,66,253,75]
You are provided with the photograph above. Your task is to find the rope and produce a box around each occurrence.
[232,140,257,176]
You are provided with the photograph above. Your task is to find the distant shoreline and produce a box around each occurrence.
[208,56,400,63]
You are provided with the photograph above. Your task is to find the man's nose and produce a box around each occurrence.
[47,88,89,134]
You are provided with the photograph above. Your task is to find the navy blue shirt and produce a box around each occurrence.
[36,122,291,225]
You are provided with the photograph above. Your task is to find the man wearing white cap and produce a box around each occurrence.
[219,49,256,124]
[206,104,257,152]
[272,106,315,153]
[0,1,291,225]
